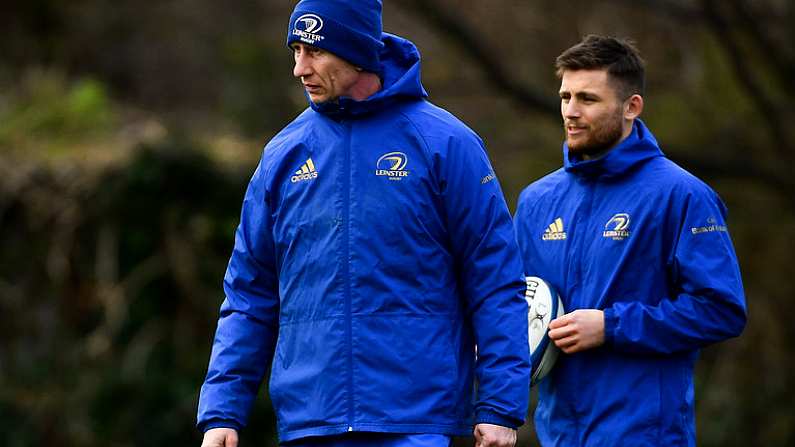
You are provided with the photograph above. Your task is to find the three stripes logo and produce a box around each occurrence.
[542,218,567,241]
[291,158,318,183]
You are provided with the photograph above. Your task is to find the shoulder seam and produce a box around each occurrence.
[398,107,435,169]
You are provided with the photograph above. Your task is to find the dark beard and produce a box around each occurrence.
[567,112,624,159]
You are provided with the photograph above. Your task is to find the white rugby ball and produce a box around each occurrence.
[525,276,565,386]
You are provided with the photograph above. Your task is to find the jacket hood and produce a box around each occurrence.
[563,119,664,179]
[310,32,428,118]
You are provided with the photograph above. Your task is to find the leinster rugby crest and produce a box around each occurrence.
[375,151,410,181]
[603,213,631,241]
[293,14,325,44]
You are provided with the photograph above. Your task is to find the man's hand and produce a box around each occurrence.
[473,423,516,447]
[548,309,605,354]
[201,428,239,447]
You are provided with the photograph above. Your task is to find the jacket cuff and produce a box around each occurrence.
[198,419,242,433]
[603,307,618,346]
[475,409,522,429]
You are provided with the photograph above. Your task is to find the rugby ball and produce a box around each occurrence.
[525,276,565,386]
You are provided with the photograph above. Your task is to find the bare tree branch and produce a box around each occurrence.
[400,0,558,117]
[401,0,794,205]
[700,0,792,156]
[727,0,795,90]
[667,150,795,209]
[608,0,795,89]
[608,0,706,22]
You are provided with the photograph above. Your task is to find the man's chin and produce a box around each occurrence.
[566,140,589,154]
[568,142,618,160]
[308,95,329,104]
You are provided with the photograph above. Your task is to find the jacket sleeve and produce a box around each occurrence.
[197,156,280,432]
[514,188,541,279]
[603,187,747,354]
[438,134,530,428]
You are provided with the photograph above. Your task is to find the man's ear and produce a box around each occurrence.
[625,94,644,120]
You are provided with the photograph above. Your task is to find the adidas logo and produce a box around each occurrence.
[291,158,318,183]
[542,217,567,241]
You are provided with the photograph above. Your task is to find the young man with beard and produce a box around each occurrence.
[514,35,747,446]
[197,1,530,447]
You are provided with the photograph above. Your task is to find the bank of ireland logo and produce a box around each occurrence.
[603,213,631,240]
[293,14,325,44]
[375,152,410,181]
[691,216,728,235]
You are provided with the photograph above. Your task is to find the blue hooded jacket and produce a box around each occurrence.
[515,120,747,446]
[197,33,530,442]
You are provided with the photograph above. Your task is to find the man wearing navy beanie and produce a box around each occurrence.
[288,0,384,75]
[198,1,530,446]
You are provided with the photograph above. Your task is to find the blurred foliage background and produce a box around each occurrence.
[1,0,793,446]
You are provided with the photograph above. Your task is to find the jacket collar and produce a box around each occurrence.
[310,32,428,119]
[563,119,664,179]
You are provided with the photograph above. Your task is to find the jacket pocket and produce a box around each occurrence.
[351,314,469,425]
[269,318,348,432]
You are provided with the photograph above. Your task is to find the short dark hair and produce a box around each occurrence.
[555,35,645,99]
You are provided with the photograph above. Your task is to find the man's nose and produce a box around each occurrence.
[293,53,312,79]
[562,100,581,119]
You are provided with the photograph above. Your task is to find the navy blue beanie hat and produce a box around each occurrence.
[287,0,384,74]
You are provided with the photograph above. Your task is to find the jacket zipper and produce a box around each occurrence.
[576,182,590,298]
[341,118,355,431]
[572,176,595,444]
